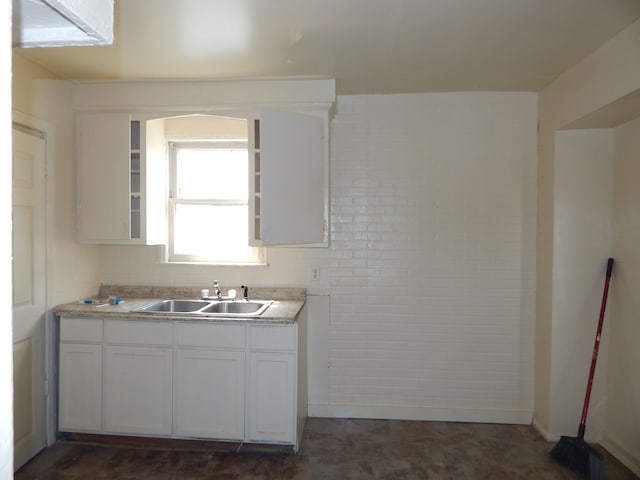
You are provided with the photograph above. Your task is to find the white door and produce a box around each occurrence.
[12,126,47,470]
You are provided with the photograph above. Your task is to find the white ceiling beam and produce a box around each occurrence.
[13,0,114,48]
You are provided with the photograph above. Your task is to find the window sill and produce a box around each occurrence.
[163,260,269,267]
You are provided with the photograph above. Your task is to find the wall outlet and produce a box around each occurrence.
[312,266,320,281]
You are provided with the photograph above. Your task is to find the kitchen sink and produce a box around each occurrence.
[199,300,272,315]
[134,299,212,313]
[133,299,273,317]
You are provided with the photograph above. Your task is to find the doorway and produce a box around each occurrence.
[12,124,48,470]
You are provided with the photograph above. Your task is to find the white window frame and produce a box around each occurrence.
[167,140,265,265]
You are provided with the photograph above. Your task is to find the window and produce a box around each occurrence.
[168,141,265,264]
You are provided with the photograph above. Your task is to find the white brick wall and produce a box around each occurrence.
[327,93,537,423]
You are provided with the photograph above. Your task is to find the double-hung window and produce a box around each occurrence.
[168,141,264,264]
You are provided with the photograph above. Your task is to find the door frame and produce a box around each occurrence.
[12,110,55,448]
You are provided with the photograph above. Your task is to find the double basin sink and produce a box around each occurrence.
[134,299,272,317]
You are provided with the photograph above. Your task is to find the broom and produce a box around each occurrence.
[550,257,614,479]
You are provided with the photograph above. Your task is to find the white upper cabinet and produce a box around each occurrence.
[77,112,131,242]
[76,113,167,244]
[250,108,327,246]
[143,117,169,245]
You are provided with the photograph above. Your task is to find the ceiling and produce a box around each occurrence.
[13,0,640,95]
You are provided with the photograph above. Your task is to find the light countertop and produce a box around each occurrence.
[55,286,306,324]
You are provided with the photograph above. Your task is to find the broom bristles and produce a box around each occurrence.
[550,435,604,479]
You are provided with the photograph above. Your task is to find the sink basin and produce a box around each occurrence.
[133,299,273,317]
[135,299,211,313]
[200,300,272,315]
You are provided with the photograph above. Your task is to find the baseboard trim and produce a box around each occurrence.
[601,434,640,477]
[532,417,556,442]
[308,403,532,425]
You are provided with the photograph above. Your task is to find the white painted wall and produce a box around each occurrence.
[12,53,103,306]
[551,129,613,439]
[606,116,640,472]
[538,17,640,475]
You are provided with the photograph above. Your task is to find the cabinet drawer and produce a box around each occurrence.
[176,322,245,349]
[105,319,172,346]
[60,317,103,343]
[249,325,296,351]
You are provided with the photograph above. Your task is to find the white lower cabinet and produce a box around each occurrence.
[103,345,173,435]
[103,319,173,436]
[174,349,245,440]
[58,314,305,449]
[59,317,103,432]
[174,322,246,440]
[59,343,102,431]
[248,351,295,443]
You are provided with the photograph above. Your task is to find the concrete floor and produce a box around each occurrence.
[15,418,639,479]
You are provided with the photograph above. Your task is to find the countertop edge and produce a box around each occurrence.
[55,298,305,325]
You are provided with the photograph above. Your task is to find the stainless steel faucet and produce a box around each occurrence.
[213,280,222,300]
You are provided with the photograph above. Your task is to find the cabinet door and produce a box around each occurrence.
[103,345,172,435]
[143,117,169,245]
[58,343,102,432]
[77,113,132,242]
[175,349,245,440]
[248,352,296,443]
[253,108,326,246]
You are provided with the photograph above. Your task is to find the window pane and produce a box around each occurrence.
[176,148,247,200]
[173,203,257,262]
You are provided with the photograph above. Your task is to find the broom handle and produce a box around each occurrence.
[578,257,614,440]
